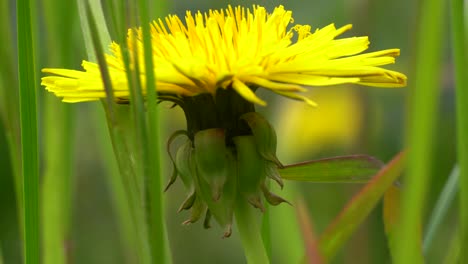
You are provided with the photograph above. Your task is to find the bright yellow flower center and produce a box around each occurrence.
[41,5,406,105]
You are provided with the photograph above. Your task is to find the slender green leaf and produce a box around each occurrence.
[295,198,324,264]
[397,0,445,262]
[383,186,406,261]
[83,1,151,263]
[443,231,460,264]
[318,151,405,261]
[450,0,468,260]
[17,0,39,262]
[279,155,383,183]
[76,0,144,261]
[423,165,459,254]
[1,0,22,243]
[41,0,77,263]
[76,0,111,61]
[137,0,169,262]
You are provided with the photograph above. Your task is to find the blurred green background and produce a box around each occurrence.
[0,0,456,263]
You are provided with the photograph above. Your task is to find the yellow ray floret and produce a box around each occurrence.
[41,5,407,105]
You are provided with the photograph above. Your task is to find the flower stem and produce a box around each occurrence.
[235,199,269,264]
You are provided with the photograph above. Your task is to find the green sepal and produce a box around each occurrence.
[175,138,195,190]
[182,196,206,225]
[264,160,284,189]
[261,183,290,206]
[178,191,197,213]
[164,130,189,191]
[173,137,207,225]
[194,128,229,201]
[234,135,266,211]
[240,112,283,167]
[194,148,237,235]
[203,209,212,229]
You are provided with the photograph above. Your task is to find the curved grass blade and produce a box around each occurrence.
[279,155,383,183]
[383,185,405,261]
[318,151,405,261]
[295,198,324,264]
[423,165,459,254]
[83,1,151,263]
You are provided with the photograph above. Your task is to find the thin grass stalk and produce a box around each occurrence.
[17,0,39,262]
[137,0,169,262]
[444,231,461,264]
[77,0,151,262]
[119,3,148,202]
[41,1,77,263]
[450,0,468,261]
[0,0,23,236]
[93,107,140,261]
[396,0,445,262]
[423,165,459,254]
[83,2,151,263]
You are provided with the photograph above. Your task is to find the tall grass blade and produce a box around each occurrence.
[76,0,111,61]
[296,199,324,264]
[137,0,170,262]
[1,0,22,237]
[319,151,405,261]
[396,0,445,262]
[450,0,468,261]
[17,0,39,262]
[82,1,151,263]
[423,165,459,254]
[41,0,78,263]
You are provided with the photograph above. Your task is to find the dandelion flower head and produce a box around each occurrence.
[41,5,406,105]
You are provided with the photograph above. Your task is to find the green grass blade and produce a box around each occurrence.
[279,155,383,183]
[319,151,405,261]
[17,0,39,262]
[296,199,324,264]
[137,0,169,262]
[443,231,461,264]
[76,0,111,61]
[396,0,445,262]
[450,0,468,261]
[83,2,151,263]
[1,0,22,239]
[423,165,459,254]
[383,185,402,261]
[41,0,78,263]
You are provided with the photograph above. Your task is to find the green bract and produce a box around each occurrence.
[166,94,288,235]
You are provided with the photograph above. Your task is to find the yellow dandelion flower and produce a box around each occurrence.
[41,5,406,105]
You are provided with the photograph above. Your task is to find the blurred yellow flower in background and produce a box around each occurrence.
[41,5,406,105]
[276,87,363,160]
